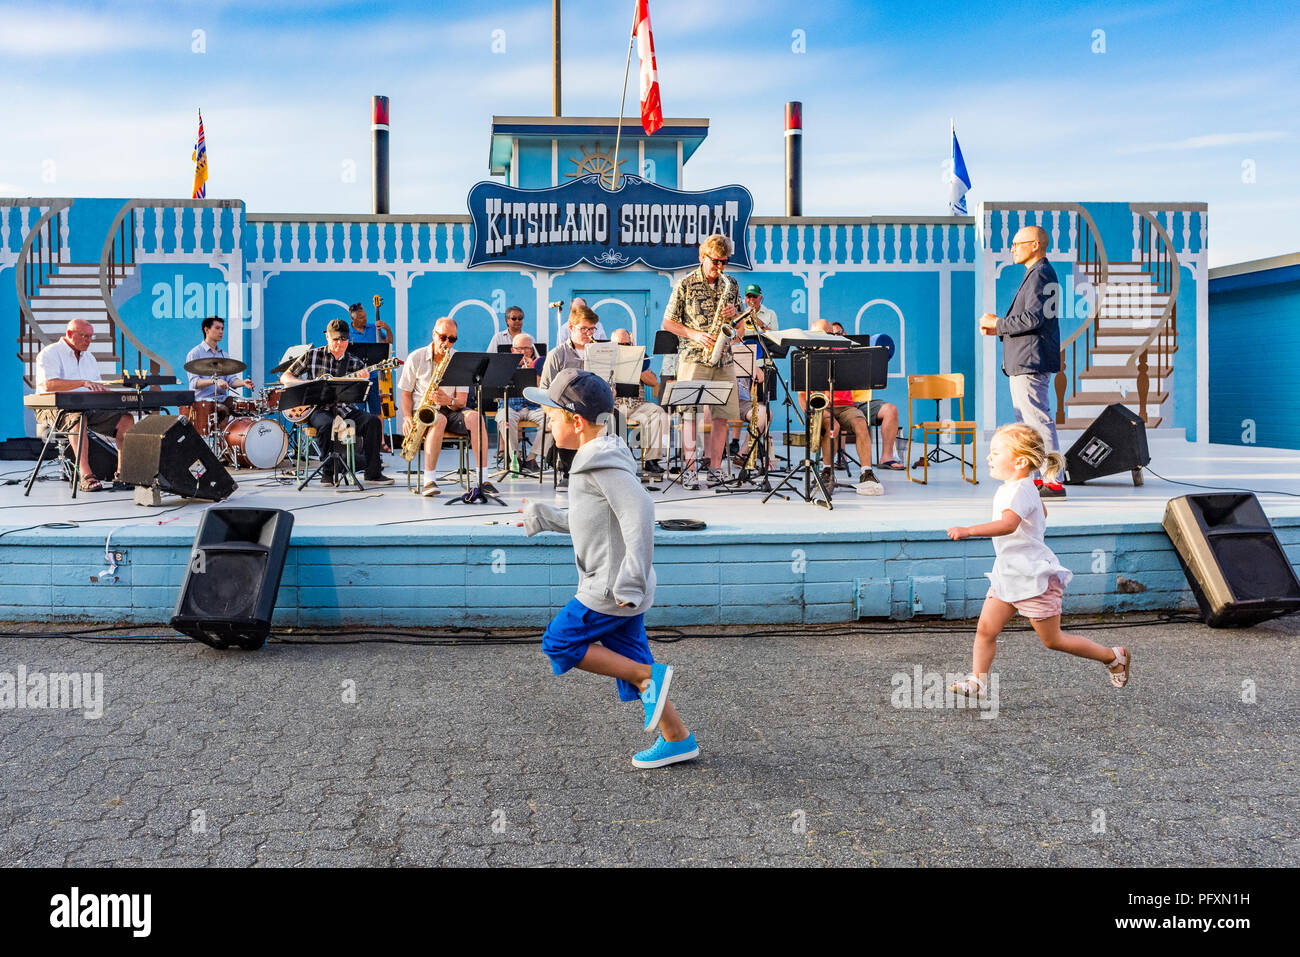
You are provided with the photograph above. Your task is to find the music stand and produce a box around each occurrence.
[766,345,856,509]
[711,340,781,497]
[486,365,542,482]
[659,380,733,494]
[281,379,372,491]
[439,351,519,506]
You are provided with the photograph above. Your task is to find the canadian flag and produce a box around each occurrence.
[634,0,663,135]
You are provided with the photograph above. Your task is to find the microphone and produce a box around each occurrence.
[549,300,564,309]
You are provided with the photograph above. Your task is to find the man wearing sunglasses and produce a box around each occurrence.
[397,317,489,496]
[282,318,394,485]
[661,233,743,488]
[978,225,1066,499]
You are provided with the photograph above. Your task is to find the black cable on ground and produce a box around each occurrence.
[0,611,1217,649]
[1143,465,1300,499]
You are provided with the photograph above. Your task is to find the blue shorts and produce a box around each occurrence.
[542,597,654,702]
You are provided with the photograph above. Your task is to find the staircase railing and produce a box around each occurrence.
[99,200,169,377]
[1125,205,1181,424]
[14,199,73,387]
[1053,205,1110,423]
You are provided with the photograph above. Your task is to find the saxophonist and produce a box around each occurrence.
[397,317,487,497]
[661,233,743,488]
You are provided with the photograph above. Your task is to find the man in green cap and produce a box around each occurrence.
[743,284,778,333]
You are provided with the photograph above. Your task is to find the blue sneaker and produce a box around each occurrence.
[633,733,700,769]
[639,663,673,732]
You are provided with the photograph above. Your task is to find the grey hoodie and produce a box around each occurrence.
[523,435,656,616]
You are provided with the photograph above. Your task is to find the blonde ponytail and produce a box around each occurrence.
[1041,451,1065,484]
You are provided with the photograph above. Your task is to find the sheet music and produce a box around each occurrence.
[763,329,850,347]
[613,345,645,385]
[583,342,617,384]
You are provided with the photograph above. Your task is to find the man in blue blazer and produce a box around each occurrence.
[979,225,1067,498]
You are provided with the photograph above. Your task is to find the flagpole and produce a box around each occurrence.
[610,0,638,189]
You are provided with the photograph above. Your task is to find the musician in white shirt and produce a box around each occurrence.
[490,306,526,350]
[33,318,133,491]
[397,317,488,497]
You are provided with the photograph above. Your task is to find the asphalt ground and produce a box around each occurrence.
[1,613,1296,867]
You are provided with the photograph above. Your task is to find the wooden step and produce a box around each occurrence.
[1078,365,1173,380]
[1089,345,1179,355]
[1063,416,1161,430]
[1065,390,1167,407]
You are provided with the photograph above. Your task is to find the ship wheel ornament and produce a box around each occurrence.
[566,142,626,189]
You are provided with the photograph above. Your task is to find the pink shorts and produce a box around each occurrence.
[987,575,1064,620]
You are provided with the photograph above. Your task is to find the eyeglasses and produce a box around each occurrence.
[708,257,729,266]
[1011,239,1039,247]
[436,332,458,343]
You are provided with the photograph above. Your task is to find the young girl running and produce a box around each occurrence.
[946,423,1131,698]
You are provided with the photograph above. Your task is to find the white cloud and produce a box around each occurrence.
[0,6,175,55]
[1119,131,1291,154]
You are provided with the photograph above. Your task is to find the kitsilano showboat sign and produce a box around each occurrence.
[467,175,753,271]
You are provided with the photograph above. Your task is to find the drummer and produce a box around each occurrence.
[185,316,253,429]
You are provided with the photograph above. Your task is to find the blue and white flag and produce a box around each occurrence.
[948,125,971,215]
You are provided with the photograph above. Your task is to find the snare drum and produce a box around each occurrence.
[261,387,283,411]
[230,397,261,416]
[221,416,289,469]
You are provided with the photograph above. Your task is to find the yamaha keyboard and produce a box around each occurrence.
[24,390,195,412]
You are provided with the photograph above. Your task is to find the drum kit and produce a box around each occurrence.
[181,356,290,470]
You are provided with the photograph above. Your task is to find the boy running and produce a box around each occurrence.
[522,369,699,769]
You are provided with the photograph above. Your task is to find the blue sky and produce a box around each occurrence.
[0,0,1296,265]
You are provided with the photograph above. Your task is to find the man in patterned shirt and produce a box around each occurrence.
[660,233,742,486]
[282,318,394,486]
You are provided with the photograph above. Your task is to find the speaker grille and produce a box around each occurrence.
[1214,536,1300,602]
[185,553,269,618]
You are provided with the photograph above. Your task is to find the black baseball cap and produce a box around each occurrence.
[524,368,613,422]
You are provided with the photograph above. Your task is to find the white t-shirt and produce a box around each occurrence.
[35,338,102,393]
[985,477,1072,602]
[397,345,468,403]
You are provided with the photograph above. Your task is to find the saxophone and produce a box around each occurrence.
[807,392,829,463]
[400,347,452,462]
[703,274,738,367]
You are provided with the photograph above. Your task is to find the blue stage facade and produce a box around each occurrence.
[1,115,1258,629]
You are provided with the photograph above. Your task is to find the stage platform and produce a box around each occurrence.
[2,433,1299,627]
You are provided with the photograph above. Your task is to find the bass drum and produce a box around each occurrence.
[222,416,289,469]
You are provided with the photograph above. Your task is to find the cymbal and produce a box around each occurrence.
[184,356,247,376]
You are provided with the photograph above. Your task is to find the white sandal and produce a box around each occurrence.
[1106,647,1131,688]
[949,674,987,698]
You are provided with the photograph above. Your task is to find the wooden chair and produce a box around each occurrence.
[906,374,978,485]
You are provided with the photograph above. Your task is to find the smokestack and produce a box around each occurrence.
[785,101,802,217]
[553,0,562,116]
[372,95,390,214]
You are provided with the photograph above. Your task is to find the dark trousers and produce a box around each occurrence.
[308,408,384,477]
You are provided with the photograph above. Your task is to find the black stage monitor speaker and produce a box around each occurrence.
[120,414,237,501]
[1064,403,1150,485]
[1162,493,1300,628]
[172,507,295,649]
[61,429,118,481]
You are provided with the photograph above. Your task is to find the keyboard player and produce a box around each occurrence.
[33,318,133,492]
